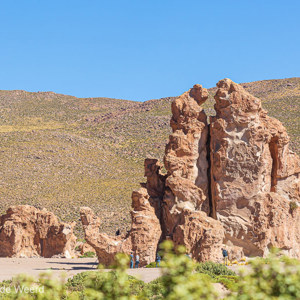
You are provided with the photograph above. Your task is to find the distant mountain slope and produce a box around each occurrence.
[0,78,299,236]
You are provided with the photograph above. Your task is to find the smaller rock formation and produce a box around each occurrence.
[130,187,162,265]
[80,207,131,266]
[172,209,224,261]
[80,187,162,266]
[0,205,76,258]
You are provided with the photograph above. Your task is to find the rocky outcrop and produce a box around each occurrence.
[162,84,224,261]
[210,79,300,257]
[81,78,300,263]
[130,187,162,265]
[164,84,210,217]
[0,205,76,258]
[81,186,162,266]
[80,207,132,265]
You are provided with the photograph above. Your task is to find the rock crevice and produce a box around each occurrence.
[81,79,300,264]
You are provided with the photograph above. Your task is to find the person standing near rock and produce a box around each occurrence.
[135,254,140,268]
[130,253,134,268]
[221,248,228,266]
[156,253,161,267]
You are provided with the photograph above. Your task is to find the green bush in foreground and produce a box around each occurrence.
[158,241,218,300]
[227,250,300,300]
[1,244,299,299]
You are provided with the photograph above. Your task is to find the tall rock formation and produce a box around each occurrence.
[210,78,300,257]
[0,205,76,258]
[81,79,300,264]
[163,84,224,260]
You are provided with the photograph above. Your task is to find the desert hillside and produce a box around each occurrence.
[0,77,299,235]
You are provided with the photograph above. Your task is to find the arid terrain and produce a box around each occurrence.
[0,77,299,236]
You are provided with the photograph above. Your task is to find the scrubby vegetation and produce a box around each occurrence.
[0,78,299,236]
[145,262,157,268]
[196,261,237,278]
[0,243,299,299]
[289,201,298,213]
[227,250,300,300]
[79,251,96,258]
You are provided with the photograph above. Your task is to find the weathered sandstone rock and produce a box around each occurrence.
[210,78,300,257]
[80,78,299,263]
[80,187,161,266]
[172,209,224,261]
[0,205,76,258]
[130,187,162,266]
[161,84,225,260]
[75,241,96,255]
[163,84,210,233]
[80,207,132,265]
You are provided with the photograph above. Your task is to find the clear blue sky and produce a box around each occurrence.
[0,0,299,101]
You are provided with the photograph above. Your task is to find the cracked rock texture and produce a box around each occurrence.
[81,79,300,264]
[210,79,300,257]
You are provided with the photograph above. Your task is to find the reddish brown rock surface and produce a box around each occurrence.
[81,78,299,263]
[80,186,162,266]
[162,84,224,261]
[210,79,300,258]
[0,205,76,258]
[80,207,132,266]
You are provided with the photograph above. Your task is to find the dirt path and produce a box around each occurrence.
[0,258,163,283]
[0,258,230,298]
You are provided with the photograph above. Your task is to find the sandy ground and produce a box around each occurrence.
[0,258,228,298]
[0,257,164,283]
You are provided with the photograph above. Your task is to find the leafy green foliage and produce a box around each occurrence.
[158,241,218,300]
[145,262,157,268]
[196,261,236,278]
[0,273,68,299]
[227,251,300,300]
[214,275,239,291]
[1,246,300,299]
